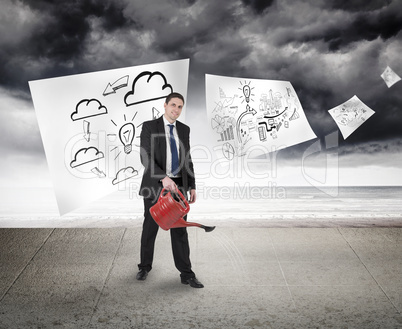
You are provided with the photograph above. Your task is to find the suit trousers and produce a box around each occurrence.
[138,178,195,280]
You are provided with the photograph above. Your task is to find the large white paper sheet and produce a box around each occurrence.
[29,59,189,215]
[205,74,316,161]
[328,95,375,140]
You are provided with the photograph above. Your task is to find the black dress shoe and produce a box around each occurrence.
[181,277,204,288]
[136,269,148,281]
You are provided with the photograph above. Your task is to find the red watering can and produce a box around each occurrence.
[150,187,215,232]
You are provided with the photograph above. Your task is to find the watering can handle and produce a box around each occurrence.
[159,187,189,210]
[173,187,189,210]
[158,188,167,202]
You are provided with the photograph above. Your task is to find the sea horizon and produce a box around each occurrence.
[1,185,402,228]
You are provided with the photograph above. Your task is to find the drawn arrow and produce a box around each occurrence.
[152,107,160,119]
[91,167,106,178]
[83,120,90,142]
[262,107,288,119]
[103,75,129,96]
[236,105,257,143]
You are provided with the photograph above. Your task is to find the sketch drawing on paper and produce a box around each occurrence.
[112,166,139,185]
[119,122,135,154]
[205,74,316,160]
[124,71,173,106]
[328,95,375,140]
[29,59,189,215]
[380,66,401,88]
[70,147,104,168]
[71,98,108,121]
[236,80,257,154]
[83,120,91,142]
[92,167,106,178]
[103,75,129,96]
[152,107,161,119]
[222,142,235,160]
[108,113,138,161]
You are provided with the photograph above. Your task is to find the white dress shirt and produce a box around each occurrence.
[162,115,181,177]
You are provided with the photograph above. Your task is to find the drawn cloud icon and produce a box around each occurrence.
[70,147,105,168]
[112,166,139,185]
[71,98,108,121]
[124,71,173,106]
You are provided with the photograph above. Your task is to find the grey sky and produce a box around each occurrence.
[1,0,402,186]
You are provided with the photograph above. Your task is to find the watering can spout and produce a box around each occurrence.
[170,219,216,232]
[201,225,216,233]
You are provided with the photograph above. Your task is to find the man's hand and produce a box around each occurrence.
[161,176,176,191]
[189,189,196,204]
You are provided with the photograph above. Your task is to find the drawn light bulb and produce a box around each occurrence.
[243,85,251,103]
[119,123,135,154]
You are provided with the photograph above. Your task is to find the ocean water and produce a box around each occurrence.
[1,186,402,227]
[191,185,402,226]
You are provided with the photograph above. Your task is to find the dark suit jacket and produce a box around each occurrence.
[139,116,196,200]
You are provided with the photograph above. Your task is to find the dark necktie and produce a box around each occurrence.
[168,124,179,176]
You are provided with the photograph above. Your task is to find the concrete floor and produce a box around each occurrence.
[0,227,401,328]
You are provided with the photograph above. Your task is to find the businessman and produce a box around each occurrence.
[136,92,203,288]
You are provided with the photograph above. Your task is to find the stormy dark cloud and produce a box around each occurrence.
[330,0,392,12]
[326,2,402,51]
[241,0,275,14]
[0,0,136,92]
[0,0,402,184]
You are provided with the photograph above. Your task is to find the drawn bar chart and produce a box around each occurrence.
[219,125,234,141]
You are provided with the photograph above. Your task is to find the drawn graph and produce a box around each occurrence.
[206,74,316,160]
[218,125,235,142]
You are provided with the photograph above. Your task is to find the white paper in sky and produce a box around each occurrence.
[328,95,375,140]
[205,74,316,161]
[381,66,401,88]
[29,59,189,215]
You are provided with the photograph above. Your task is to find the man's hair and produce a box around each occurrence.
[165,92,185,105]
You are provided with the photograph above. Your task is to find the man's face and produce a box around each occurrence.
[164,97,184,123]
